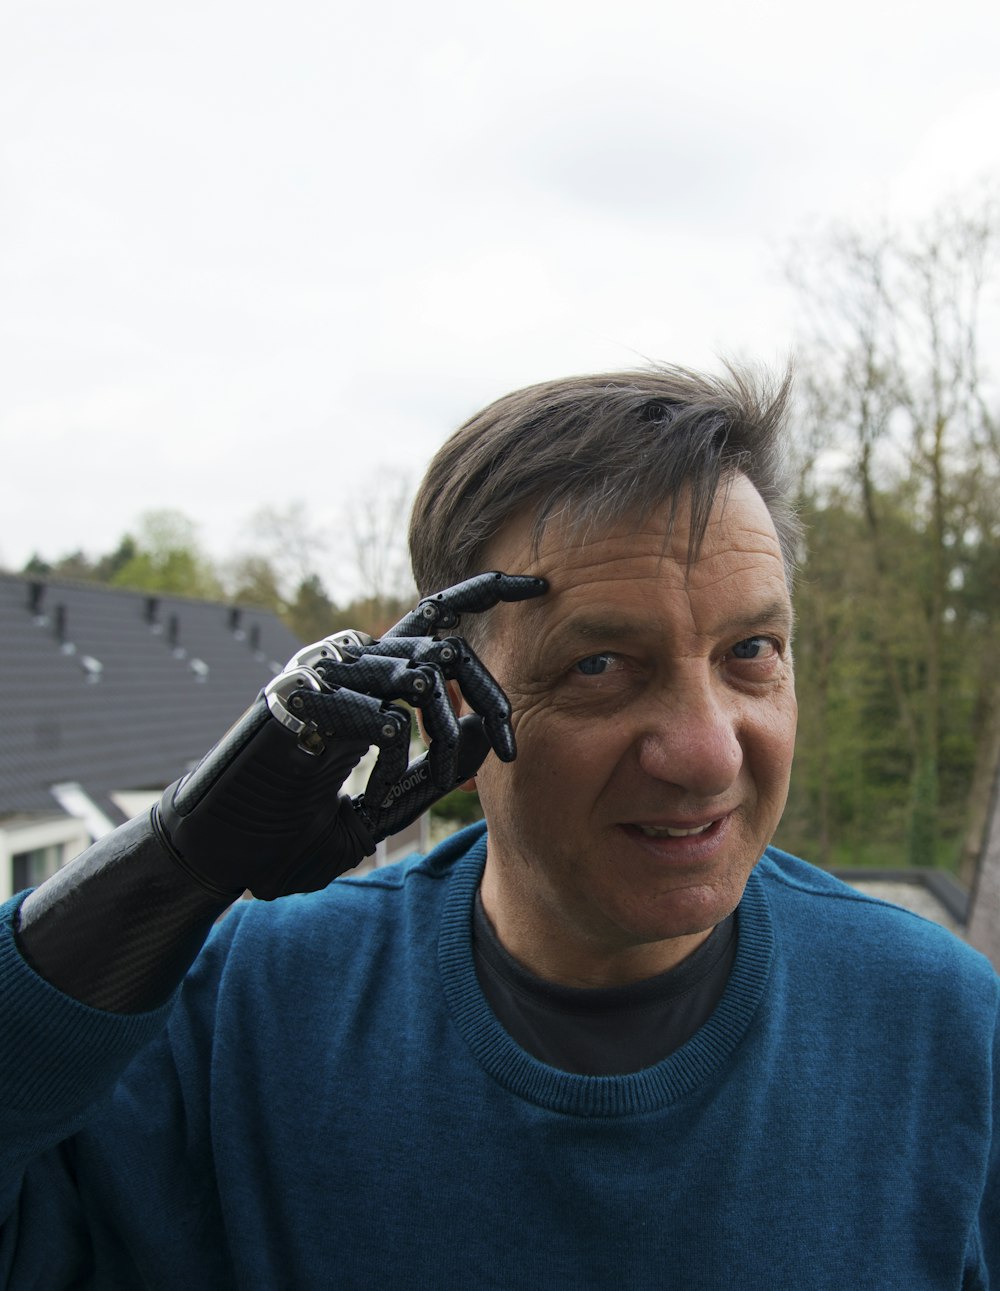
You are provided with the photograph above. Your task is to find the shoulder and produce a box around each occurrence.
[333,820,489,899]
[202,821,487,968]
[174,824,488,1034]
[755,845,998,1006]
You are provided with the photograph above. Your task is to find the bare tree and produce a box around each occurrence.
[343,469,417,631]
[788,187,1000,868]
[238,502,333,604]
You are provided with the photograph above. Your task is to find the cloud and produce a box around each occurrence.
[2,0,999,578]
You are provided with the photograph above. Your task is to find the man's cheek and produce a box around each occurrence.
[504,678,559,731]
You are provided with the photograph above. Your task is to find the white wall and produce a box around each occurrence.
[0,816,90,902]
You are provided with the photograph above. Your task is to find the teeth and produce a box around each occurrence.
[637,822,714,838]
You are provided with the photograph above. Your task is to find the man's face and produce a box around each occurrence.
[471,474,797,986]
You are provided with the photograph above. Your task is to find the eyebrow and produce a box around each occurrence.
[707,598,796,640]
[559,617,649,644]
[557,599,795,646]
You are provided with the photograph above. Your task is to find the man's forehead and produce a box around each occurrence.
[483,475,782,577]
[473,476,790,659]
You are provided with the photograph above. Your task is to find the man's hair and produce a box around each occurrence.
[409,362,800,602]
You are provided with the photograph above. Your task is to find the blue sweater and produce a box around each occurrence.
[1,823,997,1289]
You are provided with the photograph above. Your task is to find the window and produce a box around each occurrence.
[11,843,63,891]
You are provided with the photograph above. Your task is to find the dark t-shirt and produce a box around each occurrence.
[472,893,737,1075]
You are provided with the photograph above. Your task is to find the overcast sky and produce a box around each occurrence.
[2,0,998,599]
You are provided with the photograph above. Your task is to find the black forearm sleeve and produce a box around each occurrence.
[14,812,232,1014]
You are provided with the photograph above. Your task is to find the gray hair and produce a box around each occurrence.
[409,362,800,605]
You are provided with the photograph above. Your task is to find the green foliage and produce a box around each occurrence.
[21,515,223,600]
[285,574,348,643]
[778,476,992,872]
[109,511,223,599]
[429,788,484,826]
[111,549,222,598]
[779,190,1000,874]
[93,535,138,582]
[227,554,285,614]
[906,756,940,869]
[18,506,397,646]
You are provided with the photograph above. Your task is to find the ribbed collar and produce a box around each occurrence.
[437,829,774,1117]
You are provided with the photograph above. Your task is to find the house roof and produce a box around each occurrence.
[0,574,303,824]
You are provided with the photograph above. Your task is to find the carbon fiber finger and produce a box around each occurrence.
[351,634,513,762]
[312,654,440,707]
[354,714,491,841]
[383,571,546,638]
[285,687,411,746]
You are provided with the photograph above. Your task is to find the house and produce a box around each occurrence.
[0,574,427,902]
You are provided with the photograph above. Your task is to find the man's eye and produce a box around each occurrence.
[574,653,616,676]
[730,636,778,661]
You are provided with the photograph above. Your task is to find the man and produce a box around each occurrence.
[1,365,996,1288]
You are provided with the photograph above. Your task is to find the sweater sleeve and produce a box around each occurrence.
[0,892,177,1284]
[977,993,1000,1283]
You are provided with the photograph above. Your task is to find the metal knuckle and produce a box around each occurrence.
[284,641,346,671]
[264,667,325,735]
[327,629,374,654]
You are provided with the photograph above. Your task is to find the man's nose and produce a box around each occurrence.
[633,680,743,798]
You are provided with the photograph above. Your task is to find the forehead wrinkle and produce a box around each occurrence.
[690,596,794,640]
[555,587,793,645]
[686,535,788,589]
[548,613,659,646]
[537,521,784,595]
[694,523,783,560]
[688,555,788,590]
[481,480,791,652]
[530,549,685,603]
[491,481,783,578]
[535,529,681,574]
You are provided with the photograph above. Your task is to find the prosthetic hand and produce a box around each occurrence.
[156,570,545,900]
[15,572,546,1011]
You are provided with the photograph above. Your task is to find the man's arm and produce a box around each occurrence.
[13,571,545,1014]
[0,572,544,1282]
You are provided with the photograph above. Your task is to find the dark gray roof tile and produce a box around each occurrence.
[0,575,305,819]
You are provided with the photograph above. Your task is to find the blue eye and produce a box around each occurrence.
[574,653,614,675]
[731,637,775,660]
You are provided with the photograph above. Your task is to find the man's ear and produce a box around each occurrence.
[417,680,478,791]
[447,681,480,792]
[444,679,466,718]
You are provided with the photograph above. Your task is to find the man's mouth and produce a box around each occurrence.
[633,820,719,839]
